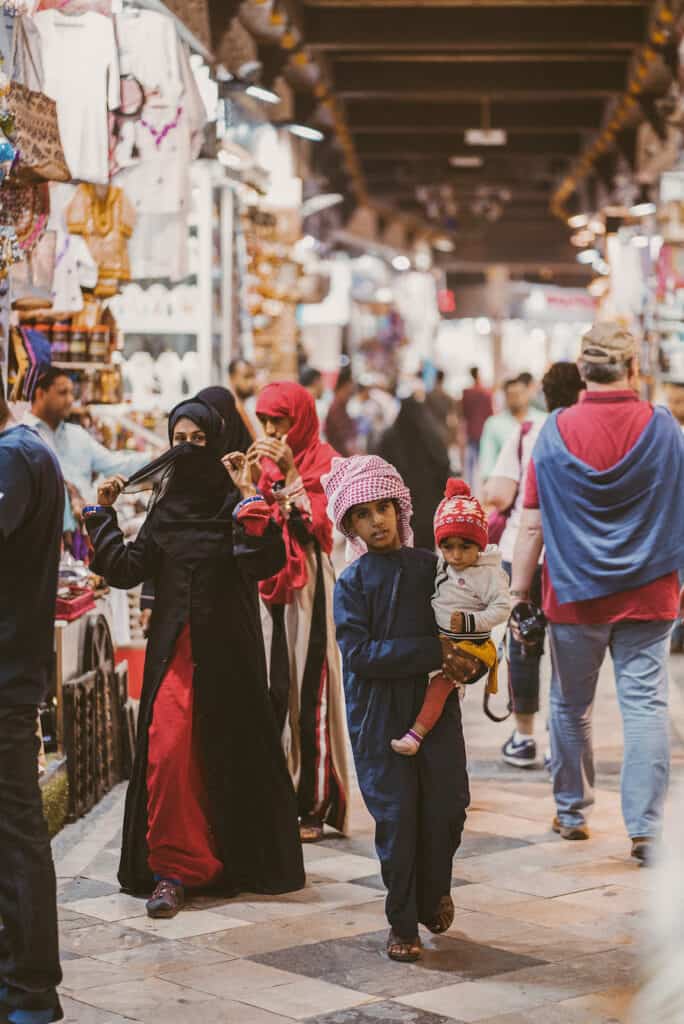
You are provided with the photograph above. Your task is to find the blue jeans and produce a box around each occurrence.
[670,570,684,649]
[502,561,543,715]
[548,620,672,838]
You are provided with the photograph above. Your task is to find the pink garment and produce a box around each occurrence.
[322,454,414,561]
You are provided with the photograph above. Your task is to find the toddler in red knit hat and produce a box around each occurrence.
[392,479,511,756]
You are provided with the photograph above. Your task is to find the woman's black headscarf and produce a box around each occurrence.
[125,396,237,559]
[197,386,253,455]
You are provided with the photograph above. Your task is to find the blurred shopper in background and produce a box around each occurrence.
[0,390,65,1024]
[485,362,584,768]
[300,366,329,429]
[378,387,450,550]
[325,367,359,456]
[228,357,258,440]
[511,323,684,862]
[460,366,493,487]
[26,366,148,536]
[479,375,545,483]
[426,370,460,451]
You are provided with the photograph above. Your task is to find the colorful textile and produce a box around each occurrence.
[256,382,337,604]
[322,454,414,561]
[532,404,684,605]
[433,478,488,550]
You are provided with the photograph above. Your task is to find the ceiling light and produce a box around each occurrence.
[465,129,507,147]
[245,84,281,104]
[433,237,455,252]
[568,214,589,229]
[287,123,324,142]
[449,155,483,169]
[392,255,411,271]
[301,192,344,218]
[577,248,600,264]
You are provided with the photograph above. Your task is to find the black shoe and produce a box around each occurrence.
[631,837,655,867]
[0,987,62,1023]
[552,816,590,841]
[146,878,185,918]
[502,732,537,768]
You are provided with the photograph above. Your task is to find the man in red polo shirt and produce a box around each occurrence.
[511,322,684,865]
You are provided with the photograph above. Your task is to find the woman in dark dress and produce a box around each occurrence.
[85,392,305,917]
[378,395,451,551]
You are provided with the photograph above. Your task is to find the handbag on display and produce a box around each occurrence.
[10,227,56,310]
[6,19,70,183]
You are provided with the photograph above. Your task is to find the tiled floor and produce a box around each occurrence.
[51,655,684,1023]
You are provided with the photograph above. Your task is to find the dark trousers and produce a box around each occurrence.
[357,695,469,938]
[0,704,62,1015]
[502,561,543,716]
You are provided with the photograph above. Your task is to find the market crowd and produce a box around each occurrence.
[2,320,684,1021]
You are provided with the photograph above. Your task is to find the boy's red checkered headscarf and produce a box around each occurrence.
[322,455,414,560]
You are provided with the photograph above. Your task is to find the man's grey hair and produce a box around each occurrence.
[578,356,633,384]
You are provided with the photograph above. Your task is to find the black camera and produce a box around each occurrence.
[510,601,547,659]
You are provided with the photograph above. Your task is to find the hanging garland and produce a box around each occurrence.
[551,0,683,221]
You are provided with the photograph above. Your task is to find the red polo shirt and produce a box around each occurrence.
[524,390,679,624]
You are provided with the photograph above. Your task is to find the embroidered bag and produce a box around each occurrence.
[7,18,70,183]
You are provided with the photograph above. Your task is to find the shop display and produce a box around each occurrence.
[66,183,135,297]
[243,203,302,379]
[28,9,120,184]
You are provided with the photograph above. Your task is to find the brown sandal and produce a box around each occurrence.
[387,929,422,962]
[422,894,455,934]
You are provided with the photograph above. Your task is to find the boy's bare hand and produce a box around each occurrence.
[450,611,465,632]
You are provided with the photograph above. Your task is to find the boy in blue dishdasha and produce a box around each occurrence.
[323,454,470,963]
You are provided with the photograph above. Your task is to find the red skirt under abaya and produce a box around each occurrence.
[146,624,223,888]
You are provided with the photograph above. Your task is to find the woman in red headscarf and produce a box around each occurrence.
[249,381,350,842]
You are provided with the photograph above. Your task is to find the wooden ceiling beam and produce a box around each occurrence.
[346,98,605,129]
[304,5,647,49]
[331,59,627,92]
[356,134,582,155]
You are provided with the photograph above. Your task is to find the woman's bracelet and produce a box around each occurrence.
[82,505,108,518]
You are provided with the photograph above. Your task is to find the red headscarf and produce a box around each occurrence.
[256,382,337,604]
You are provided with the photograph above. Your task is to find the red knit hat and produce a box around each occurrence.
[434,479,488,550]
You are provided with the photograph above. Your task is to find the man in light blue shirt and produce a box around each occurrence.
[24,367,150,531]
[479,375,546,482]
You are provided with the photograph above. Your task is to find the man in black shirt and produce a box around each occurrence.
[0,389,64,1023]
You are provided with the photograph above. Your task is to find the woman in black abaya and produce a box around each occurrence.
[85,392,305,917]
[378,394,451,550]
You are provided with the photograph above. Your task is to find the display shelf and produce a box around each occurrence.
[118,322,199,335]
[53,362,114,371]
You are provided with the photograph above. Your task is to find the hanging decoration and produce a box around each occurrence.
[552,0,683,221]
